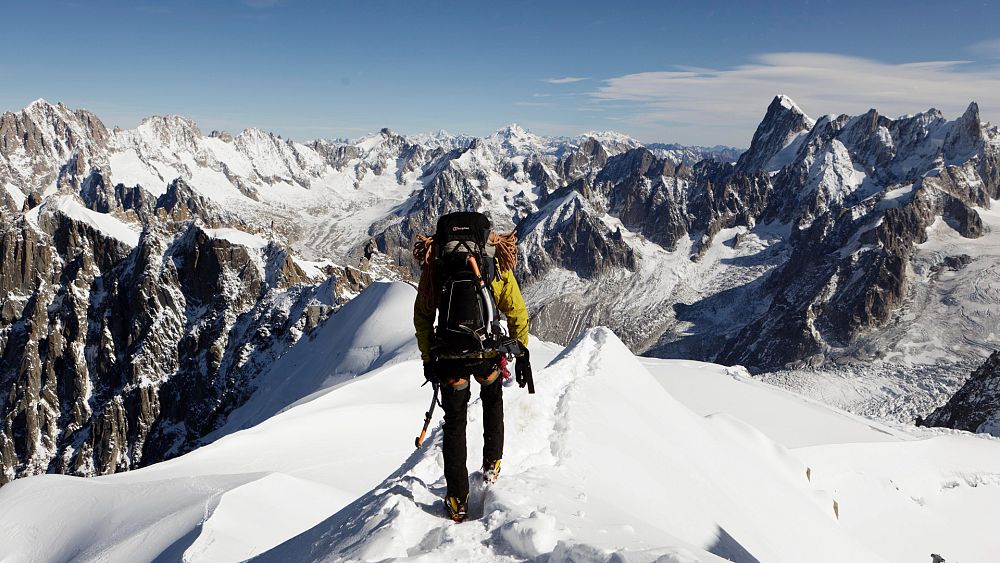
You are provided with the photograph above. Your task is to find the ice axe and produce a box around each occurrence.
[414,382,440,448]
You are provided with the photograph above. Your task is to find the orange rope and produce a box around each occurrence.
[413,234,434,266]
[488,231,518,273]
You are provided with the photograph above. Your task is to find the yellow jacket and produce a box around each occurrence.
[414,266,530,362]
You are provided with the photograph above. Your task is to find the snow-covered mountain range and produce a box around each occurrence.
[1,95,999,485]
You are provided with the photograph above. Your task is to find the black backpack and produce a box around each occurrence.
[433,212,502,355]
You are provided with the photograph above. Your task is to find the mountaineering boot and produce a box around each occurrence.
[483,459,502,485]
[445,494,468,522]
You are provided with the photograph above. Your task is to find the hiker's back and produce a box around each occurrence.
[433,212,500,356]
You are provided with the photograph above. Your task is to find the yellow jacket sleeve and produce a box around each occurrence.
[413,277,436,363]
[492,268,530,352]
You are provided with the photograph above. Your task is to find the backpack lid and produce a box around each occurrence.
[436,212,491,248]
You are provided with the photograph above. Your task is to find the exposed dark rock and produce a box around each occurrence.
[935,254,973,272]
[0,207,354,484]
[735,95,814,173]
[518,192,637,284]
[921,351,1000,435]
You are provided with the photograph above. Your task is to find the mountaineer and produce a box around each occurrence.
[412,211,532,523]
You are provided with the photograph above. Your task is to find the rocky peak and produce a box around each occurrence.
[558,137,611,182]
[517,189,637,284]
[209,130,234,143]
[2,99,110,155]
[234,127,277,148]
[736,95,815,173]
[0,100,111,208]
[495,123,529,138]
[596,147,674,181]
[154,178,232,225]
[943,101,984,163]
[135,115,204,152]
[487,123,550,156]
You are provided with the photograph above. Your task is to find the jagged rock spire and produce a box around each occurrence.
[736,94,815,173]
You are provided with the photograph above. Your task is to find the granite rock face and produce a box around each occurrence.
[0,100,110,213]
[0,203,365,483]
[922,351,1000,436]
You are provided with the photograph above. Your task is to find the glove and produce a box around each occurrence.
[423,361,438,385]
[514,349,532,389]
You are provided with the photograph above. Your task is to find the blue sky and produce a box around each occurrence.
[4,0,1000,146]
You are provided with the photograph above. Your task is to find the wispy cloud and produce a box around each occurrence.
[515,101,553,107]
[970,38,1000,59]
[591,52,1000,145]
[543,76,589,84]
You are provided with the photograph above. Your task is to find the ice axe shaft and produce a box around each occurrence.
[414,383,439,448]
[467,254,484,285]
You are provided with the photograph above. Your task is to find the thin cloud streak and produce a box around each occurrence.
[543,76,589,84]
[970,38,1000,59]
[591,52,1000,145]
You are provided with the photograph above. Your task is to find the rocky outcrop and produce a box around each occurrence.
[517,189,637,284]
[590,149,690,250]
[559,138,611,183]
[921,351,1000,436]
[0,202,355,484]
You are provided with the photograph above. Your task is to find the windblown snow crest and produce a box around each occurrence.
[254,328,877,563]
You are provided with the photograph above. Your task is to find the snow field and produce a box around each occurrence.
[797,436,1000,563]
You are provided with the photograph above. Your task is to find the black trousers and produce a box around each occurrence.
[438,358,504,499]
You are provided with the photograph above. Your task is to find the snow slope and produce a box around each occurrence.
[644,358,911,448]
[205,281,424,438]
[0,282,998,562]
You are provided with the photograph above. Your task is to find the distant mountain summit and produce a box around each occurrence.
[735,93,815,172]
